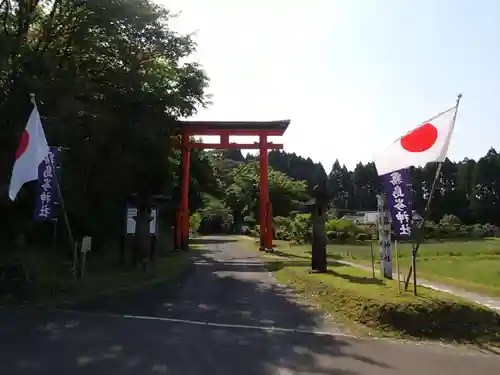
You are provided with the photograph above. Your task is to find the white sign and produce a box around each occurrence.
[377,194,393,279]
[126,207,157,235]
[81,236,92,253]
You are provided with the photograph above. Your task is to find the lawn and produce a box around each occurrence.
[237,236,500,347]
[0,246,193,307]
[320,239,500,297]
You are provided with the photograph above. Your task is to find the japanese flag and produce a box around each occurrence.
[9,104,49,201]
[374,106,458,176]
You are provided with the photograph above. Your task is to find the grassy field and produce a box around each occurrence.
[237,236,500,347]
[0,246,192,307]
[318,239,500,297]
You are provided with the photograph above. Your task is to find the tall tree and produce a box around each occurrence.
[0,0,209,245]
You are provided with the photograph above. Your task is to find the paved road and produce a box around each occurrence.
[336,259,500,312]
[0,236,499,374]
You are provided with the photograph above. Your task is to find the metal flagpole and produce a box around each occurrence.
[30,93,77,277]
[404,94,463,291]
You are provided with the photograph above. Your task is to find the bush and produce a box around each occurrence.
[269,212,497,243]
[471,224,486,238]
[421,219,490,240]
[326,231,337,241]
[483,223,496,237]
[291,214,311,243]
[189,212,202,235]
[356,233,370,241]
[275,229,292,241]
[199,212,233,234]
[244,216,256,226]
[249,229,259,237]
[440,214,462,226]
[337,231,349,243]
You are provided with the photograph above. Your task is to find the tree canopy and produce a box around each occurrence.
[1,0,209,244]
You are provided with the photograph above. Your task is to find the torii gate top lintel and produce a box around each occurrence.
[175,119,290,136]
[174,120,289,150]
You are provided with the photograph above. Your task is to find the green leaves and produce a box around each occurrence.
[0,0,209,241]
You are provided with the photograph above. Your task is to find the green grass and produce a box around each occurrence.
[0,249,192,308]
[319,239,500,297]
[237,236,500,347]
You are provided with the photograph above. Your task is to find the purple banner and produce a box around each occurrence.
[380,168,412,238]
[34,147,59,221]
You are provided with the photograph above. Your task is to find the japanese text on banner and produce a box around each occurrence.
[381,168,413,238]
[34,147,59,221]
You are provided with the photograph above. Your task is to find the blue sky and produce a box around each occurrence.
[162,0,500,171]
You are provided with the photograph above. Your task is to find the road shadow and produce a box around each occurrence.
[269,249,311,260]
[0,244,397,374]
[0,271,390,375]
[0,307,378,375]
[305,250,344,261]
[326,269,383,286]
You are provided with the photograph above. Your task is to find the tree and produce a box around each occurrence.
[327,160,353,212]
[0,0,209,248]
[351,162,379,211]
[209,157,308,232]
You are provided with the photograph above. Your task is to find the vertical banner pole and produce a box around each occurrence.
[412,244,417,295]
[50,151,76,276]
[51,217,58,293]
[404,94,463,290]
[370,243,375,279]
[30,93,76,277]
[395,240,401,293]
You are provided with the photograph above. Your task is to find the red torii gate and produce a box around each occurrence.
[174,120,290,251]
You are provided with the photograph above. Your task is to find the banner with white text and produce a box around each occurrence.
[380,168,413,239]
[34,147,59,221]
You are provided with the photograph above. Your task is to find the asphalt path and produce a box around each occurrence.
[0,236,499,374]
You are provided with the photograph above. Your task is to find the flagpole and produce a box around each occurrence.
[30,93,77,277]
[404,94,463,291]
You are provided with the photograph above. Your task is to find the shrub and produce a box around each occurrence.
[337,231,349,243]
[275,229,292,241]
[249,229,259,237]
[483,223,496,237]
[244,216,256,226]
[440,214,462,226]
[189,212,202,235]
[326,231,337,241]
[291,214,311,243]
[356,233,370,241]
[471,224,486,238]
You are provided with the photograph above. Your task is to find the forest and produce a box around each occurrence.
[1,1,500,259]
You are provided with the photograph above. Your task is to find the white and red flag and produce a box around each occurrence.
[374,106,458,176]
[9,104,49,201]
